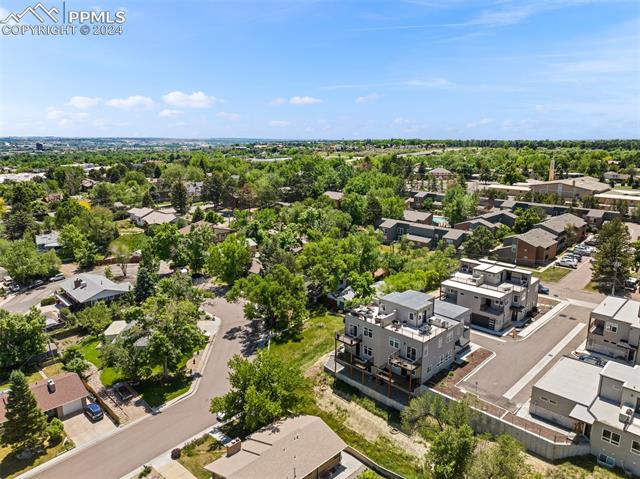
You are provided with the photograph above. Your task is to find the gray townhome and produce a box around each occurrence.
[441,258,539,333]
[378,218,468,249]
[334,290,470,400]
[531,357,640,476]
[587,297,640,365]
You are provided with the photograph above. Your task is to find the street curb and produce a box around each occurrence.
[516,300,569,339]
[17,316,222,479]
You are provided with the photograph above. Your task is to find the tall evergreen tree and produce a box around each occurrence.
[171,181,189,215]
[593,218,633,293]
[2,370,48,452]
[134,266,156,303]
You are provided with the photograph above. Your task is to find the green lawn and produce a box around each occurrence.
[548,455,628,478]
[534,266,572,282]
[0,369,44,391]
[42,362,65,378]
[109,233,149,253]
[177,435,225,479]
[136,374,192,408]
[79,338,103,368]
[270,314,344,370]
[0,437,74,479]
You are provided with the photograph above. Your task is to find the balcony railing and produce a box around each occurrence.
[480,304,504,316]
[335,332,361,346]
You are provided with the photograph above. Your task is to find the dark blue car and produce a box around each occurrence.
[84,402,104,421]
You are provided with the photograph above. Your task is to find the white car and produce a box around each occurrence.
[558,258,578,269]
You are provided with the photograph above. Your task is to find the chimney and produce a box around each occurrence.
[47,379,56,393]
[225,438,242,457]
[74,278,82,289]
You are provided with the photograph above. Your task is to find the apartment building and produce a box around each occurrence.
[441,258,539,332]
[587,297,640,365]
[378,218,468,249]
[335,290,469,398]
[531,357,640,476]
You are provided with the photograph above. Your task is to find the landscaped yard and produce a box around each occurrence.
[270,313,344,370]
[109,232,148,252]
[79,336,193,406]
[177,435,225,479]
[0,437,74,479]
[534,266,572,282]
[41,362,65,378]
[544,455,628,478]
[0,369,44,391]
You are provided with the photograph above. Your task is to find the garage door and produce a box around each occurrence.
[62,399,83,417]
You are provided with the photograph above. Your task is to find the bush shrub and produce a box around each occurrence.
[46,417,65,444]
[41,296,56,306]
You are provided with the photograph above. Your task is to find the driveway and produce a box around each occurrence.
[460,302,591,411]
[63,411,118,447]
[29,295,256,479]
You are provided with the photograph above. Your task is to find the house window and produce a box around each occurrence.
[381,304,386,312]
[632,441,640,455]
[447,332,454,343]
[514,296,519,303]
[389,337,400,349]
[598,454,616,467]
[363,346,372,357]
[602,429,621,446]
[364,327,373,338]
[606,323,618,333]
[406,346,417,361]
[409,313,414,320]
[348,324,358,337]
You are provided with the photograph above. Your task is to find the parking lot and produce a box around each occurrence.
[63,410,118,447]
[460,302,592,412]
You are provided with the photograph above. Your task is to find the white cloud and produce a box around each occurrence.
[216,111,240,121]
[270,97,287,105]
[355,93,382,104]
[466,117,492,128]
[159,109,183,118]
[45,108,89,127]
[290,96,322,105]
[68,96,102,109]
[269,120,291,127]
[162,91,218,108]
[105,95,153,109]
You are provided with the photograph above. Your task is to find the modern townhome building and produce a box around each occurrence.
[334,290,470,399]
[441,258,539,333]
[403,209,433,224]
[530,357,640,476]
[57,274,131,309]
[205,415,347,479]
[378,218,468,249]
[587,297,640,365]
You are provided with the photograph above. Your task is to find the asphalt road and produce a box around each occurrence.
[462,303,591,411]
[31,296,254,479]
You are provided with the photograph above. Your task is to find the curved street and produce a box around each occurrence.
[29,297,252,479]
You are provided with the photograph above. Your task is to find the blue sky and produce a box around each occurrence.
[0,0,639,139]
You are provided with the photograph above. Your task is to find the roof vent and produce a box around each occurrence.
[47,379,56,393]
[225,437,242,457]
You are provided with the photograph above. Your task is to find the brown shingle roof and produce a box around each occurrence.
[0,372,88,423]
[205,416,346,479]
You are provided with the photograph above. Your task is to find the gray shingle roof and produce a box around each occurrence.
[59,274,130,305]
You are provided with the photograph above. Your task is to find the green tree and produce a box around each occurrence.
[229,264,307,332]
[45,418,65,444]
[1,370,48,452]
[464,227,496,259]
[191,206,204,223]
[150,223,181,261]
[61,344,90,376]
[425,425,476,479]
[77,302,113,336]
[512,208,544,234]
[0,239,60,285]
[364,193,382,226]
[209,351,305,433]
[171,181,189,215]
[593,218,633,293]
[469,434,530,479]
[185,225,214,274]
[442,186,477,226]
[502,165,525,185]
[0,309,47,368]
[59,224,86,260]
[141,189,155,208]
[207,234,252,284]
[135,266,156,303]
[110,242,131,277]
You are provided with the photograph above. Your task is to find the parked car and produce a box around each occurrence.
[564,254,582,263]
[8,283,20,293]
[3,275,12,285]
[625,278,639,292]
[558,258,578,269]
[84,402,104,421]
[538,283,550,295]
[49,273,65,282]
[216,410,226,422]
